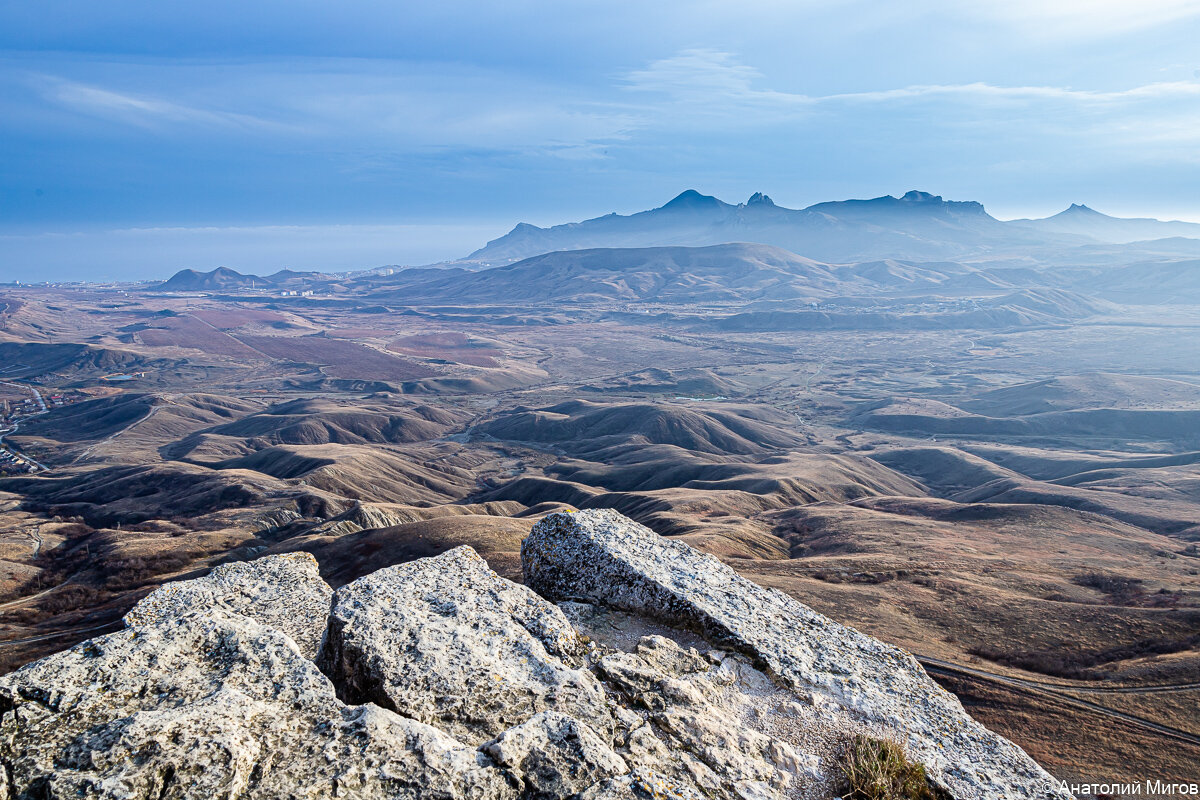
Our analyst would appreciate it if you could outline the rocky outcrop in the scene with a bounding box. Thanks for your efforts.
[318,546,613,745]
[0,608,515,799]
[124,551,332,658]
[0,509,1068,800]
[523,509,1069,800]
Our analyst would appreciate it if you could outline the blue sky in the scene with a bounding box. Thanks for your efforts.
[3,0,1200,279]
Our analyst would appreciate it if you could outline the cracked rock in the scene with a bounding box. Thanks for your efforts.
[123,551,333,659]
[319,545,614,745]
[523,508,1071,800]
[0,607,516,800]
[484,711,629,800]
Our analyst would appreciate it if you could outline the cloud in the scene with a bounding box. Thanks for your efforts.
[39,76,277,131]
[822,81,1200,105]
[20,59,637,157]
[620,49,1200,153]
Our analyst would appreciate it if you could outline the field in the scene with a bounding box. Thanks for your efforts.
[235,335,439,381]
[388,332,502,367]
[133,314,268,359]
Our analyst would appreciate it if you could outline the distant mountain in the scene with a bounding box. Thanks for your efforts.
[158,267,318,291]
[377,243,836,304]
[158,267,272,291]
[468,189,1088,263]
[362,244,1116,324]
[1014,204,1200,244]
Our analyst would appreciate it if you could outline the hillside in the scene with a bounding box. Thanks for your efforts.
[478,399,805,455]
[158,267,276,292]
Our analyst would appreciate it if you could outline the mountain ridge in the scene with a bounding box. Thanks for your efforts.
[468,189,1088,263]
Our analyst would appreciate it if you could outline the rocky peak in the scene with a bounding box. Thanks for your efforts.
[747,192,776,207]
[0,510,1068,800]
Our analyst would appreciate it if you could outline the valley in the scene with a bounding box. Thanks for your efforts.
[1,191,1199,788]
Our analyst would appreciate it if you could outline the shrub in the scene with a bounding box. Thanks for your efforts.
[38,584,109,615]
[1072,572,1144,603]
[839,735,946,800]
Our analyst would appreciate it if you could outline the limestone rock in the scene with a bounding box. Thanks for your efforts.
[123,552,333,658]
[597,646,806,800]
[484,711,628,800]
[523,509,1070,800]
[319,545,614,744]
[0,608,516,800]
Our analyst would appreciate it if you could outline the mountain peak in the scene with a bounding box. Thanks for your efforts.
[900,190,941,203]
[660,189,726,212]
[746,192,775,207]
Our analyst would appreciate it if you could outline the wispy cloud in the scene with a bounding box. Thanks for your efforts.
[622,49,1200,154]
[39,76,277,131]
[627,49,1200,109]
[26,61,637,157]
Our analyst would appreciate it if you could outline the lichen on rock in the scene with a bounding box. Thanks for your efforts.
[318,545,614,745]
[0,608,516,800]
[123,551,333,658]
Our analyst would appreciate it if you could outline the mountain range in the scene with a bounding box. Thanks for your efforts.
[469,189,1200,263]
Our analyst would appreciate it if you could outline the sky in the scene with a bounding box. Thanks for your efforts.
[3,0,1200,280]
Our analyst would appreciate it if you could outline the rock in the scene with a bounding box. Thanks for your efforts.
[484,712,628,800]
[635,635,709,675]
[523,509,1070,800]
[123,552,333,659]
[596,648,804,800]
[319,545,614,745]
[0,607,516,800]
[579,769,705,800]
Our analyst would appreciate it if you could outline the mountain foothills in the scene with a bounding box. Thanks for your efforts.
[1,188,1200,796]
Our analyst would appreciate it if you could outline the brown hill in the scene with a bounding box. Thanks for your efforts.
[191,398,467,448]
[963,373,1200,416]
[580,367,742,396]
[478,400,804,455]
[11,393,263,465]
[216,443,478,506]
[271,514,536,585]
[0,463,336,528]
[380,243,839,305]
[0,342,158,381]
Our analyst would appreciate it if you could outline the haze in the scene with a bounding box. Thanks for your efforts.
[4,0,1200,280]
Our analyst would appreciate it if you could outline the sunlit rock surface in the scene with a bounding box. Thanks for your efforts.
[0,509,1068,800]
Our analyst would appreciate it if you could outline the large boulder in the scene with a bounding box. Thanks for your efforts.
[318,545,614,745]
[523,509,1070,800]
[124,552,333,658]
[0,607,516,800]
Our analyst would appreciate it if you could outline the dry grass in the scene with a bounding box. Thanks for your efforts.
[839,735,945,800]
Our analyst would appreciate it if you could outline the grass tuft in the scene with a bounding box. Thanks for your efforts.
[839,735,945,800]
